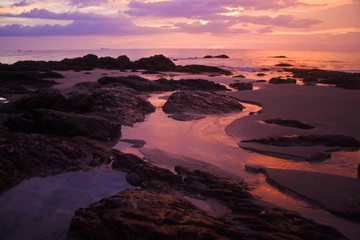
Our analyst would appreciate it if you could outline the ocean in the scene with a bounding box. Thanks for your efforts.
[1,49,359,72]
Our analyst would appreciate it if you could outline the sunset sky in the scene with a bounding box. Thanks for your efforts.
[0,0,359,50]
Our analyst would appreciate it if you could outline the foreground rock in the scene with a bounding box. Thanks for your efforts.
[67,165,348,240]
[162,91,244,120]
[264,118,315,129]
[287,68,360,89]
[67,189,243,240]
[250,166,360,222]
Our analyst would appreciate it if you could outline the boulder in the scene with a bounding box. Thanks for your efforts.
[66,189,244,240]
[162,91,244,116]
[175,65,232,75]
[133,54,176,71]
[264,118,314,129]
[269,77,296,84]
[229,82,253,90]
[275,63,294,67]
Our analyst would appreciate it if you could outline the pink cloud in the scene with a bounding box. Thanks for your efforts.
[69,0,108,8]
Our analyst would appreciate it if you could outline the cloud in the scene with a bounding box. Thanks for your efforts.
[234,15,322,28]
[0,15,160,36]
[11,0,32,8]
[174,20,248,34]
[0,8,110,20]
[124,0,311,18]
[69,0,108,8]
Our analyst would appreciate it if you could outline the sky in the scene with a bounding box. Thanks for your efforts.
[0,0,359,51]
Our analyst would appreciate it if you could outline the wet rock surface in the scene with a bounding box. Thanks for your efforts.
[67,165,348,240]
[162,91,244,117]
[264,118,315,129]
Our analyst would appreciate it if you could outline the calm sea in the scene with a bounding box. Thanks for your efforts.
[0,49,359,73]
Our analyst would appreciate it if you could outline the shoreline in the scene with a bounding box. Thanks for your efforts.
[1,54,359,239]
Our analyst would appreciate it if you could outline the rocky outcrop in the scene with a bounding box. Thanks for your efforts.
[155,78,230,91]
[67,189,244,240]
[133,54,176,71]
[287,68,360,89]
[0,71,61,97]
[175,65,232,75]
[67,165,348,240]
[275,63,294,67]
[203,54,229,58]
[162,91,244,120]
[269,77,297,84]
[0,127,121,194]
[97,75,172,92]
[68,87,155,126]
[229,82,253,90]
[242,135,360,148]
[264,118,315,129]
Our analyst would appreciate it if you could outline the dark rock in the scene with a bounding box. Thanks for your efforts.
[111,153,144,170]
[232,74,245,78]
[141,70,160,74]
[215,54,230,58]
[203,55,213,58]
[272,56,287,58]
[269,77,296,84]
[175,65,232,75]
[3,89,68,114]
[31,109,122,141]
[39,71,65,79]
[163,91,244,116]
[358,163,360,179]
[155,78,230,91]
[133,54,176,71]
[66,189,244,240]
[256,80,267,82]
[242,135,360,148]
[0,127,118,194]
[307,152,332,162]
[97,75,172,92]
[261,68,270,71]
[275,63,294,67]
[230,82,253,90]
[168,113,205,121]
[287,68,360,89]
[257,73,266,76]
[264,118,315,129]
[68,87,156,126]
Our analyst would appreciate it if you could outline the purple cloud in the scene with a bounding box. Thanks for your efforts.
[125,0,311,18]
[0,8,110,20]
[69,0,108,8]
[0,15,160,36]
[174,20,248,34]
[11,0,32,8]
[234,15,322,28]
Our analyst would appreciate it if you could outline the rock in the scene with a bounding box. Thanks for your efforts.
[256,80,267,82]
[203,54,229,58]
[242,135,360,148]
[66,189,244,240]
[232,74,245,78]
[162,91,244,116]
[229,82,253,90]
[168,113,205,121]
[264,118,315,129]
[175,65,232,75]
[269,77,296,84]
[275,63,294,67]
[68,87,156,126]
[3,89,68,114]
[358,163,360,178]
[0,127,118,194]
[30,109,122,141]
[261,68,270,71]
[287,68,360,89]
[97,75,172,92]
[256,73,266,76]
[155,78,230,91]
[272,56,287,58]
[133,54,176,71]
[307,152,332,162]
[119,139,146,148]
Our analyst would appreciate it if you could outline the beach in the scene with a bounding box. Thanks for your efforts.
[0,52,359,240]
